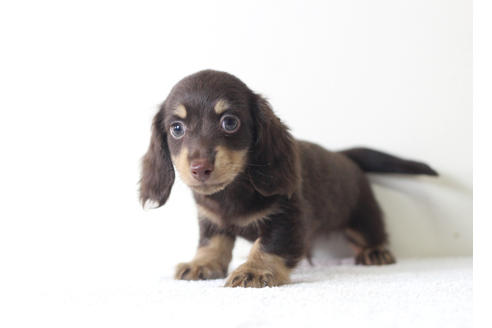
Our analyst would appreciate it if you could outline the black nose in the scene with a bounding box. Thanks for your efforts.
[190,159,214,182]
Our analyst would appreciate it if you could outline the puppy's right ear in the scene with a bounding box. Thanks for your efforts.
[139,105,175,208]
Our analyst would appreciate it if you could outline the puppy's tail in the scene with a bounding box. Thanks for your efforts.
[340,147,438,176]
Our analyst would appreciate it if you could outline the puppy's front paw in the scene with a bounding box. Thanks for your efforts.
[175,260,227,280]
[224,263,288,288]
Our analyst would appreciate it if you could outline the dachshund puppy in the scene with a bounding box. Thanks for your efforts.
[140,70,437,288]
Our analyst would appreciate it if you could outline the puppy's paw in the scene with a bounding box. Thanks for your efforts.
[175,260,227,280]
[224,263,289,288]
[355,247,396,265]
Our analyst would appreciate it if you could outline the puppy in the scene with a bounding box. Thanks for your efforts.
[140,70,438,288]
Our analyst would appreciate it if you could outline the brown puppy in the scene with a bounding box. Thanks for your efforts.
[140,70,438,288]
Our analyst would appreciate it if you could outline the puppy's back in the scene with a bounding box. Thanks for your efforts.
[296,140,364,231]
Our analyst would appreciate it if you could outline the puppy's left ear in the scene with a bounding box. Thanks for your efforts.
[248,94,300,197]
[139,104,175,208]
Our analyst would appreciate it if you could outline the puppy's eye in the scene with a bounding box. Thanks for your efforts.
[220,115,240,133]
[170,122,186,139]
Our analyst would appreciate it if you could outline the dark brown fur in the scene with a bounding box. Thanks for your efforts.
[140,70,438,287]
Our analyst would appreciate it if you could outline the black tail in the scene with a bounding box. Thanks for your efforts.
[341,147,438,176]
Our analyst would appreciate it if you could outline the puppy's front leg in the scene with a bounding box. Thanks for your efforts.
[175,219,235,280]
[225,212,304,288]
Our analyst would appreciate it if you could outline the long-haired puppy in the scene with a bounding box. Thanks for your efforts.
[140,70,438,288]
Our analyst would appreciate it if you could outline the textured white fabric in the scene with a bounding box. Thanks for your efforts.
[9,249,470,327]
[49,255,469,327]
[155,257,472,328]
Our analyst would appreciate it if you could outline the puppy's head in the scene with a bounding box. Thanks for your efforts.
[140,70,299,208]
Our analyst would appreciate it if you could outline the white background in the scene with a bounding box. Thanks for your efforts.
[0,0,474,326]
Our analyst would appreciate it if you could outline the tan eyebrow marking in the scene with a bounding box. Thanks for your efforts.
[174,104,187,119]
[214,99,229,114]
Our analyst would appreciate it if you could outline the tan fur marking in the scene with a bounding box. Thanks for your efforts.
[175,235,235,280]
[234,206,280,227]
[171,147,194,185]
[247,240,291,282]
[214,99,229,114]
[355,246,396,265]
[345,228,368,248]
[174,104,187,119]
[213,145,247,183]
[225,239,291,287]
[194,235,234,264]
[197,202,278,228]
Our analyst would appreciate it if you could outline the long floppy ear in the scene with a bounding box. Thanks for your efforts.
[139,106,175,208]
[247,94,300,197]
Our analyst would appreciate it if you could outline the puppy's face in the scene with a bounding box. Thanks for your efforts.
[162,72,254,195]
[140,70,299,208]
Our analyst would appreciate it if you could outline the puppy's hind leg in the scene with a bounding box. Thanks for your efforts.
[344,180,396,265]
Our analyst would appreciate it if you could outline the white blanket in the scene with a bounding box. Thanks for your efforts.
[154,256,472,328]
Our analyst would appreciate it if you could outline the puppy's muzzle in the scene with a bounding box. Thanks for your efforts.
[190,158,214,182]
